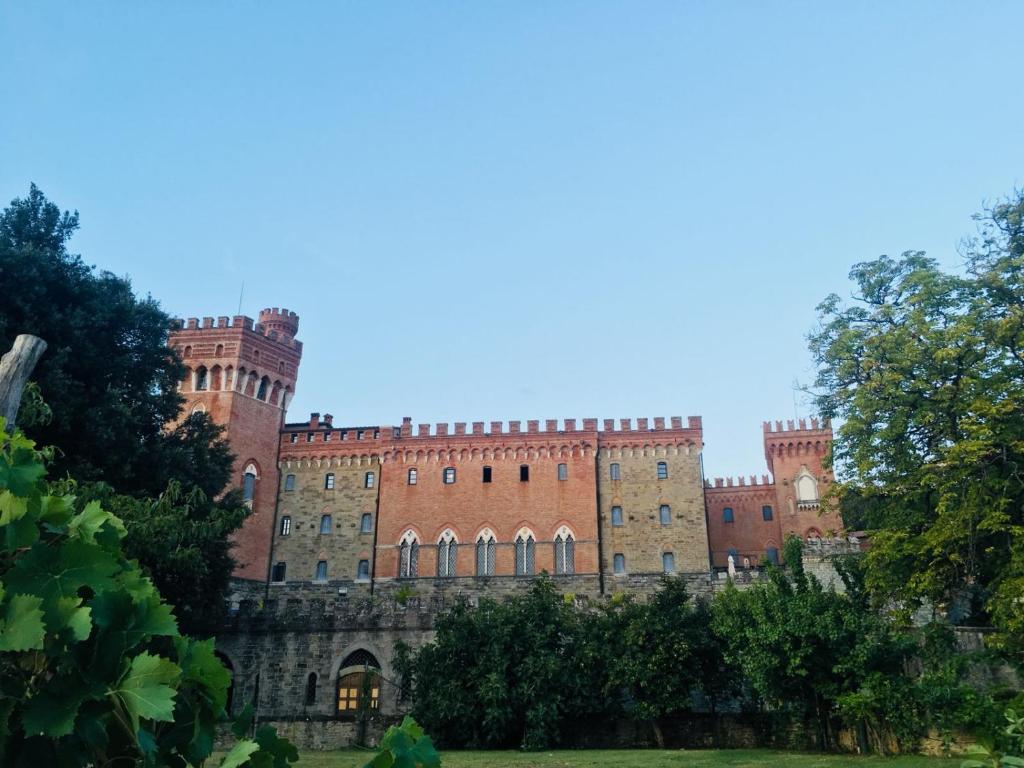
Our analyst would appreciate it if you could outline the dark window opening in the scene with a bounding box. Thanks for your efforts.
[271,562,286,582]
[762,505,774,521]
[519,465,529,482]
[723,507,734,523]
[557,463,568,481]
[482,466,492,483]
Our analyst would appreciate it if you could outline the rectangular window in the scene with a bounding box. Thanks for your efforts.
[357,559,370,580]
[284,474,295,491]
[393,427,401,438]
[723,507,734,523]
[279,516,291,536]
[290,433,298,443]
[662,552,675,573]
[657,461,668,480]
[613,553,625,574]
[271,562,286,582]
[360,513,373,533]
[357,430,365,439]
[307,432,314,443]
[340,430,348,441]
[610,463,621,481]
[766,547,780,565]
[482,466,492,483]
[762,505,773,521]
[325,473,335,490]
[324,431,332,441]
[320,515,332,534]
[408,468,417,485]
[519,465,529,482]
[659,504,671,525]
[557,463,568,481]
[443,467,456,484]
[315,560,328,581]
[365,471,375,489]
[611,506,623,526]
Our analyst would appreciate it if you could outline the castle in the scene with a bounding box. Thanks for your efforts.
[170,307,843,747]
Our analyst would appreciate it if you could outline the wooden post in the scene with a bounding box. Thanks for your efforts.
[0,334,47,428]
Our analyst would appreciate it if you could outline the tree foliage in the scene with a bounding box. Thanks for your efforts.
[809,190,1024,650]
[0,420,296,766]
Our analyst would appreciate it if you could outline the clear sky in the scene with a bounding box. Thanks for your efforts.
[2,2,1022,479]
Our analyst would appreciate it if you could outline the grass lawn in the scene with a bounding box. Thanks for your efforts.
[287,748,962,768]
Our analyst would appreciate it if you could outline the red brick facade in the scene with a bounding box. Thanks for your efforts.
[169,305,839,589]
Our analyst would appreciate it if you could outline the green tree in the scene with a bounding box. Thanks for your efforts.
[0,419,297,766]
[809,191,1024,652]
[0,184,232,499]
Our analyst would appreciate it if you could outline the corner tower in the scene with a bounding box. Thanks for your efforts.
[763,418,838,540]
[169,308,302,581]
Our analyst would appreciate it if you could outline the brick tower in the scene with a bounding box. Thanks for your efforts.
[762,418,838,540]
[169,308,302,581]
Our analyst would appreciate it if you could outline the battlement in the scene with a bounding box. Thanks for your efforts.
[173,310,303,352]
[762,417,830,435]
[705,474,773,489]
[391,415,700,439]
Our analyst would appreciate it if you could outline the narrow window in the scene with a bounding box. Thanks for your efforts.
[482,466,492,483]
[215,343,224,357]
[357,430,365,440]
[307,432,314,443]
[554,532,575,575]
[284,474,295,491]
[320,514,332,534]
[514,532,536,575]
[557,463,568,481]
[271,562,286,582]
[613,553,625,575]
[360,513,373,533]
[611,506,623,526]
[657,461,668,480]
[408,468,417,485]
[766,547,780,565]
[324,431,332,441]
[476,534,496,576]
[399,534,419,578]
[443,467,456,485]
[762,505,774,521]
[242,469,256,504]
[519,465,529,482]
[659,504,671,525]
[393,427,401,438]
[305,673,317,705]
[315,560,328,581]
[609,463,621,481]
[290,433,299,443]
[195,367,208,391]
[437,532,457,577]
[357,559,370,580]
[662,552,675,573]
[257,376,269,401]
[373,430,380,439]
[324,473,335,490]
[723,507,734,523]
[279,515,291,536]
[364,471,375,489]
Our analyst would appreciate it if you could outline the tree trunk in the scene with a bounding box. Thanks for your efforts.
[0,335,47,427]
[651,719,665,749]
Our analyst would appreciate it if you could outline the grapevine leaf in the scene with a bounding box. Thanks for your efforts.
[54,596,92,641]
[6,540,120,603]
[0,490,27,525]
[21,684,88,737]
[219,739,260,768]
[178,637,231,714]
[68,500,123,543]
[364,752,394,768]
[0,445,45,495]
[114,652,181,732]
[231,703,254,739]
[0,594,45,651]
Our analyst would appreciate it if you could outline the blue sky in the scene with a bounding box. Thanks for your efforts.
[2,2,1022,478]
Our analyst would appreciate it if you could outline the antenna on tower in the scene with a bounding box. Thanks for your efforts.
[237,281,245,316]
[792,378,800,421]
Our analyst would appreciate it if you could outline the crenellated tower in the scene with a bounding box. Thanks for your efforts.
[762,418,837,540]
[169,308,303,581]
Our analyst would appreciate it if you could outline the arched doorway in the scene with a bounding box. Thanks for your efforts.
[336,649,381,717]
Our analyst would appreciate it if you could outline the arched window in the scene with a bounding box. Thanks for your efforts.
[195,366,209,391]
[611,506,623,526]
[443,467,455,485]
[244,371,257,397]
[659,504,671,525]
[364,472,375,489]
[723,507,734,523]
[210,365,222,390]
[360,513,373,533]
[279,516,291,536]
[215,343,224,357]
[436,530,457,577]
[398,531,419,578]
[337,650,381,715]
[357,559,370,580]
[796,469,819,504]
[514,529,535,576]
[407,468,417,485]
[324,473,335,490]
[613,553,626,574]
[662,552,675,573]
[554,527,575,575]
[305,673,317,705]
[766,546,780,564]
[476,529,496,576]
[315,560,328,581]
[224,366,234,391]
[284,474,295,491]
[805,527,822,542]
[257,376,270,401]
[609,463,621,481]
[657,461,668,480]
[183,345,192,359]
[320,514,332,534]
[242,464,257,506]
